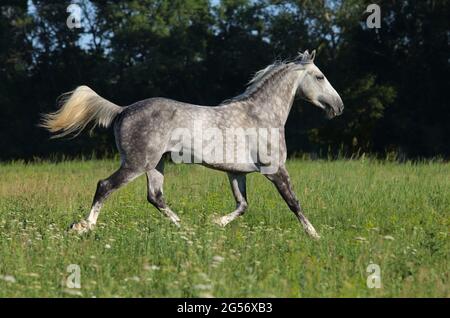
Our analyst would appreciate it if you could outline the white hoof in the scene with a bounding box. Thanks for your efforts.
[170,217,181,228]
[304,223,320,240]
[213,216,231,227]
[69,220,94,234]
[161,208,181,227]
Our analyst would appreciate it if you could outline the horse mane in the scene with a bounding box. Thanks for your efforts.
[220,50,315,105]
[220,62,293,105]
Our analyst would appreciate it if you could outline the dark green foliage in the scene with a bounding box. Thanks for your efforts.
[0,0,448,160]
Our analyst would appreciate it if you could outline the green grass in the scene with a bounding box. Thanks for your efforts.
[0,159,448,297]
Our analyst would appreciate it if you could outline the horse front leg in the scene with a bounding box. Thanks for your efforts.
[264,165,320,239]
[214,173,248,227]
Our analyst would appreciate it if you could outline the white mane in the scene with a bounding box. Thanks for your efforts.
[221,62,291,104]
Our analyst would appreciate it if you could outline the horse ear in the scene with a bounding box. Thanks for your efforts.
[296,49,315,64]
[301,50,310,63]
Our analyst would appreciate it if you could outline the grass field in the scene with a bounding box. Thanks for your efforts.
[0,159,448,297]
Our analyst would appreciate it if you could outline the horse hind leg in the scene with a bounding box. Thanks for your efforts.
[214,173,248,227]
[70,166,142,234]
[146,160,181,227]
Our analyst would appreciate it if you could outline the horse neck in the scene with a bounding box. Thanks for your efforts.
[252,68,302,125]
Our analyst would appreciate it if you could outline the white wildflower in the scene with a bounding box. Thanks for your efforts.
[0,275,16,283]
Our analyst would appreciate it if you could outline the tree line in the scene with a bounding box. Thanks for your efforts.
[0,0,448,161]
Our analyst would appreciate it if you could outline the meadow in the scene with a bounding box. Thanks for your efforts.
[0,159,448,297]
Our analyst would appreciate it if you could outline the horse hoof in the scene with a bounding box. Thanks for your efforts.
[309,232,321,240]
[305,227,321,240]
[69,220,93,234]
[213,216,229,227]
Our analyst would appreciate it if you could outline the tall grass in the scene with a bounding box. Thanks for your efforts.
[0,159,448,297]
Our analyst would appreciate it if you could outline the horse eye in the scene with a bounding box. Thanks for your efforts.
[316,75,324,81]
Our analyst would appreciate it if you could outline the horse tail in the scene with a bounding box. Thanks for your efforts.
[40,85,122,138]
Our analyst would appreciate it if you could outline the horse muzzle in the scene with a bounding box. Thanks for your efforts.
[318,96,344,119]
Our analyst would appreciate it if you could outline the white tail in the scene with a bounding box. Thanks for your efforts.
[40,86,122,138]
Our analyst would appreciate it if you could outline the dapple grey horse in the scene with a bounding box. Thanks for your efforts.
[41,50,343,239]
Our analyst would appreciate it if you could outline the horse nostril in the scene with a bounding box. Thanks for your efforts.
[333,97,344,113]
[335,103,344,116]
